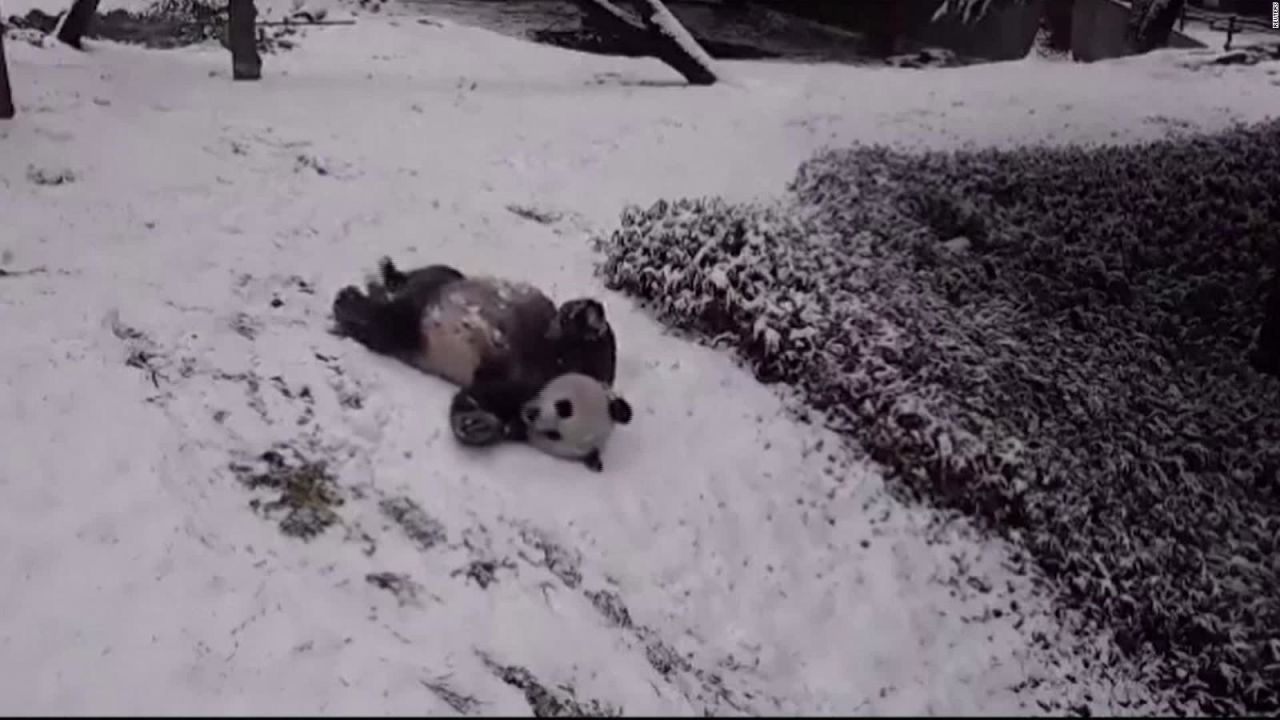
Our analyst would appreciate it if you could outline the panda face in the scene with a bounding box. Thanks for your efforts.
[521,399,574,444]
[530,398,573,443]
[523,395,591,456]
[521,373,632,471]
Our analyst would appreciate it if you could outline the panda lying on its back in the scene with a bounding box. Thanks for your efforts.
[332,257,630,470]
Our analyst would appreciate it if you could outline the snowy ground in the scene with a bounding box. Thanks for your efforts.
[2,1,1279,714]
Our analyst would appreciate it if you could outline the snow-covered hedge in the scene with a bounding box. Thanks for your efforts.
[597,118,1280,716]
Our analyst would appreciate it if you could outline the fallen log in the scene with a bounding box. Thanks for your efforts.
[570,0,718,85]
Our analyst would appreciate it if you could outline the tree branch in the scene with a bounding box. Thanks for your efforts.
[570,0,718,85]
[0,28,14,120]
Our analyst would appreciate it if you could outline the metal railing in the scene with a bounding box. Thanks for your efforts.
[1180,5,1280,50]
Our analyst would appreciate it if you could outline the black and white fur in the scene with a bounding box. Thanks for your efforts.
[332,257,619,451]
[546,298,617,386]
[519,373,633,472]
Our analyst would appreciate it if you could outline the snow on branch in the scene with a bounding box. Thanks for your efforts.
[622,0,718,78]
[571,0,718,85]
[932,0,1032,24]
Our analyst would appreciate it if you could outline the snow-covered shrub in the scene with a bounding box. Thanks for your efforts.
[598,195,1031,525]
[145,0,306,52]
[597,118,1280,716]
[600,198,856,382]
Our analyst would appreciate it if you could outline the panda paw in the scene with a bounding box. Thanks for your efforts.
[449,392,506,447]
[451,410,506,447]
[332,285,368,325]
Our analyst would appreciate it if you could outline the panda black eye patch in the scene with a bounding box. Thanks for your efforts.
[544,430,562,442]
[554,399,574,418]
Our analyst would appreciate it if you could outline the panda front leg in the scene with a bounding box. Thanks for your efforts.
[448,389,509,447]
[448,376,534,447]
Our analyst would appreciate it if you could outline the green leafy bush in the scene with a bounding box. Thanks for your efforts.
[597,118,1280,715]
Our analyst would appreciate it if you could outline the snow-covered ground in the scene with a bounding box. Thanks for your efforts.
[2,1,1278,714]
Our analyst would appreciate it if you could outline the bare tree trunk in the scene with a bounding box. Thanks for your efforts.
[571,0,718,85]
[0,28,14,120]
[1126,0,1186,53]
[1044,0,1074,52]
[56,0,100,49]
[229,0,262,81]
[867,0,906,57]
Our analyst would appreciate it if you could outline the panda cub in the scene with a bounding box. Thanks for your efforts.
[519,373,633,472]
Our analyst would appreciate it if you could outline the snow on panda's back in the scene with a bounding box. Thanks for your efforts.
[415,276,557,386]
[522,372,633,472]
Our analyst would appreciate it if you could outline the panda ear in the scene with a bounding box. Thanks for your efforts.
[608,396,632,425]
[560,298,606,337]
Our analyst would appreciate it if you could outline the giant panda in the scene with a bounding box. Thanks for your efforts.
[331,257,620,452]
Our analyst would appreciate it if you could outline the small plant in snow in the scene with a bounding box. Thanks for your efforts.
[231,446,345,540]
[26,164,76,186]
